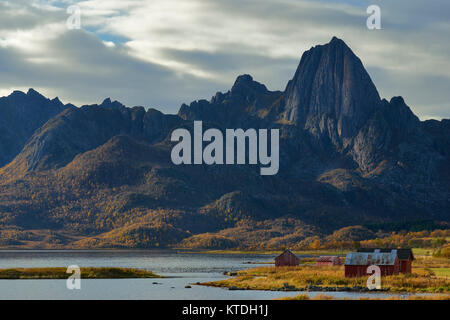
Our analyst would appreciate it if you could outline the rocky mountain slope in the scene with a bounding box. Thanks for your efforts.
[0,37,448,249]
[0,89,68,167]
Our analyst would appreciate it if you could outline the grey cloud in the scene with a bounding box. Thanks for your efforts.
[0,29,224,113]
[0,1,65,30]
[161,47,299,90]
[368,66,450,119]
[0,0,449,120]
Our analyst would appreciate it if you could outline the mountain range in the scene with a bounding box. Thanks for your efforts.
[0,37,448,249]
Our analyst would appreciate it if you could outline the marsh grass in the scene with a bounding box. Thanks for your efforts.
[203,264,450,293]
[430,268,450,277]
[0,267,161,279]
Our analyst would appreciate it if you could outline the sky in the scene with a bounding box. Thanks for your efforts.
[0,0,449,120]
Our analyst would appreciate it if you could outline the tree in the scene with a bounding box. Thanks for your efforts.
[310,240,321,250]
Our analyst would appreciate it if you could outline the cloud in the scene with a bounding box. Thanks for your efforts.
[0,0,449,119]
[0,29,221,113]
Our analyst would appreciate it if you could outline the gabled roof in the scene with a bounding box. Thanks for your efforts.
[357,248,414,260]
[275,249,298,259]
[345,250,398,266]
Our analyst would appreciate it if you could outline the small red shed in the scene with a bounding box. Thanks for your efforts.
[316,256,341,266]
[358,248,414,274]
[275,249,300,267]
[345,249,400,278]
[398,249,414,273]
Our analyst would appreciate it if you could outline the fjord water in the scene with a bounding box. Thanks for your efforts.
[0,250,420,300]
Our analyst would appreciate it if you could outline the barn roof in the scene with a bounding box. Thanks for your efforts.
[275,249,298,259]
[345,250,398,266]
[357,248,414,260]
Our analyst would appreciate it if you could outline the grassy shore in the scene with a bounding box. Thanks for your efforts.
[0,267,162,279]
[431,268,450,277]
[202,256,450,294]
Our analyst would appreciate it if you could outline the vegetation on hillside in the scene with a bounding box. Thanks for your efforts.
[0,132,447,250]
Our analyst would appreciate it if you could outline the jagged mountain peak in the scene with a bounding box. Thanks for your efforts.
[328,35,348,47]
[51,96,62,104]
[231,74,268,94]
[26,88,44,98]
[6,88,42,102]
[0,37,449,249]
[283,36,381,140]
[3,88,63,108]
[99,97,125,109]
[233,74,254,84]
[178,73,282,124]
[0,88,69,167]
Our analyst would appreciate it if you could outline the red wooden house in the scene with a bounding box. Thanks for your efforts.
[275,249,300,267]
[345,249,400,278]
[316,256,342,266]
[358,248,414,274]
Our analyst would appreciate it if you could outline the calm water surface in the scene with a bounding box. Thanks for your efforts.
[0,250,429,300]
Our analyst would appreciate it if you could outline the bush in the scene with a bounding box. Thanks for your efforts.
[433,245,450,258]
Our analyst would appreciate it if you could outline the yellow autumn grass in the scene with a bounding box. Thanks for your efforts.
[0,267,161,279]
[202,264,450,293]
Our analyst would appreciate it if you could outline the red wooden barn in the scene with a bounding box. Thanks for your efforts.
[358,248,414,274]
[275,249,300,267]
[344,249,400,278]
[316,256,341,266]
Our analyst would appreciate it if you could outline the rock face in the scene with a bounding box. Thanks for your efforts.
[2,99,183,176]
[0,89,68,167]
[0,37,448,248]
[178,74,283,127]
[351,96,423,172]
[283,37,381,147]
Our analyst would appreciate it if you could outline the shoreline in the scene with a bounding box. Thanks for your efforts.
[177,249,349,256]
[0,267,162,279]
[200,264,450,294]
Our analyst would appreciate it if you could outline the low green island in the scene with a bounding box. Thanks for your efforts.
[0,267,162,279]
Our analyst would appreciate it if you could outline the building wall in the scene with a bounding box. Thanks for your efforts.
[345,265,366,278]
[275,252,299,266]
[345,262,400,278]
[316,257,341,266]
[400,259,412,273]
